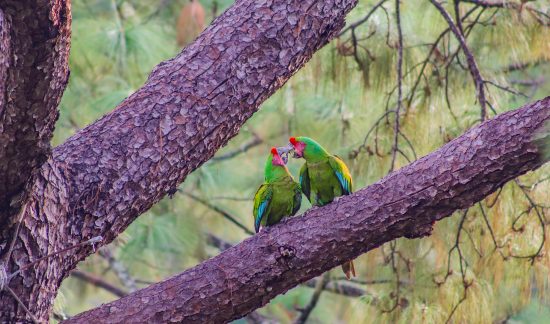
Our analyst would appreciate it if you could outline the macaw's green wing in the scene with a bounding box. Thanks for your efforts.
[291,183,302,216]
[299,163,311,202]
[253,184,273,233]
[328,155,353,195]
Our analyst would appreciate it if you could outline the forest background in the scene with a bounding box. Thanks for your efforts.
[52,0,550,323]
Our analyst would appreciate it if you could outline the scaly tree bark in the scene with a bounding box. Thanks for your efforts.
[0,1,71,224]
[0,0,358,321]
[0,0,548,322]
[66,97,550,323]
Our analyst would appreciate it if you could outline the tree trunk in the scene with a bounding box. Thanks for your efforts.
[67,97,549,323]
[0,0,71,223]
[0,0,358,321]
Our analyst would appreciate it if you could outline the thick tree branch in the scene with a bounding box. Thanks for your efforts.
[67,97,549,323]
[0,0,71,220]
[206,232,373,300]
[0,0,359,321]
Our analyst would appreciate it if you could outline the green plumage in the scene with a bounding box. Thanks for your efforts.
[295,137,353,206]
[253,150,302,233]
[291,136,355,278]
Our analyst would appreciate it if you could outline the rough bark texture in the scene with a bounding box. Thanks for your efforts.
[0,0,71,223]
[0,0,358,321]
[67,97,550,323]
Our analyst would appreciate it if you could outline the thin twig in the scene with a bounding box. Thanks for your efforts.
[181,190,254,235]
[445,291,467,324]
[6,287,39,324]
[210,132,263,162]
[389,0,404,173]
[509,180,546,263]
[484,80,528,98]
[406,4,481,109]
[71,269,128,298]
[430,0,488,120]
[1,203,29,266]
[98,247,138,293]
[338,0,388,37]
[477,203,504,256]
[294,273,330,324]
[8,236,102,280]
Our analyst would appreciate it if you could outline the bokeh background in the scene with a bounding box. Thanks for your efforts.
[52,0,550,323]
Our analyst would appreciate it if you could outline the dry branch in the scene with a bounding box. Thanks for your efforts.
[429,0,488,120]
[67,97,549,323]
[71,270,128,298]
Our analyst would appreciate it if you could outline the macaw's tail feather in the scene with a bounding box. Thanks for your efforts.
[342,260,356,280]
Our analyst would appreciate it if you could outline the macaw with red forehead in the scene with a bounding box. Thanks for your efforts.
[289,136,356,279]
[253,147,302,233]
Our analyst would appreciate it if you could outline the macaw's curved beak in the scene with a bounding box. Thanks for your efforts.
[276,144,294,164]
[287,141,303,158]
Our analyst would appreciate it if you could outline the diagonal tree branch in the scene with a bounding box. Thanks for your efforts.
[206,232,375,300]
[0,1,71,222]
[66,97,550,323]
[0,0,360,321]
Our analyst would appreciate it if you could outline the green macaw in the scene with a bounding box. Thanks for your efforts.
[253,147,302,233]
[289,136,356,279]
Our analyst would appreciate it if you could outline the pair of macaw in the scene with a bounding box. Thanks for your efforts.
[253,137,355,279]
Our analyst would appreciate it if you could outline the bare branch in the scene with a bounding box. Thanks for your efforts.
[429,0,488,120]
[509,180,546,263]
[71,270,128,298]
[210,132,263,162]
[182,191,254,235]
[389,0,404,173]
[338,0,388,37]
[98,248,138,293]
[294,273,329,324]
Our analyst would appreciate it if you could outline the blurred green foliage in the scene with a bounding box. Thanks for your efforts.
[54,0,550,322]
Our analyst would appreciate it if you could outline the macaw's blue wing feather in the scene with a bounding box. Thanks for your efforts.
[328,155,353,195]
[253,184,273,233]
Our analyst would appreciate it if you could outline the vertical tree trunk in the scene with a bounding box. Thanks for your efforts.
[0,0,71,223]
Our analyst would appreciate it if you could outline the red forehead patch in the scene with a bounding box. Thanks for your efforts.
[289,137,297,145]
[271,147,278,155]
